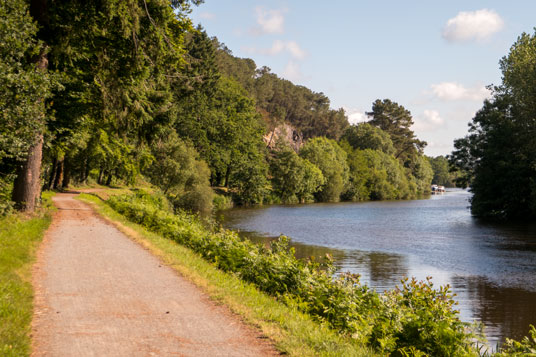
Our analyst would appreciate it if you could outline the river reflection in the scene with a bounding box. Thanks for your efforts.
[218,189,536,346]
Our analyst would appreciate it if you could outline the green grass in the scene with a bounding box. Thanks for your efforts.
[79,193,375,356]
[0,192,54,356]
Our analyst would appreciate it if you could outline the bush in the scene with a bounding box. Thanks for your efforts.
[145,133,213,214]
[495,325,536,355]
[213,193,233,211]
[0,176,14,216]
[107,191,480,355]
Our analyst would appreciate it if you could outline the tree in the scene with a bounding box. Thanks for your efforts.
[341,146,372,201]
[409,153,434,196]
[366,99,432,196]
[451,94,534,218]
[300,137,349,202]
[367,99,426,162]
[2,0,200,211]
[146,132,213,214]
[45,0,195,186]
[450,30,536,219]
[362,149,411,200]
[427,156,455,187]
[269,145,324,203]
[213,47,350,141]
[175,74,267,202]
[0,0,51,212]
[340,123,395,155]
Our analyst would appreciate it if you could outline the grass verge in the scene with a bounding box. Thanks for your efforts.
[0,192,55,356]
[78,193,374,356]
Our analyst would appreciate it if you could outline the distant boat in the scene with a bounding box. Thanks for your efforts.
[431,184,445,194]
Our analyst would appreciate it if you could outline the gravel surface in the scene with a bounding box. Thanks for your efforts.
[32,193,278,356]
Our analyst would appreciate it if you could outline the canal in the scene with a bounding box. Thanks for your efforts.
[217,189,536,347]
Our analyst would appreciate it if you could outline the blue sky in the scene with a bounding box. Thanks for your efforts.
[190,1,536,156]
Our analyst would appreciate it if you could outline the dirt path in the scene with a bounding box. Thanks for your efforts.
[32,193,278,356]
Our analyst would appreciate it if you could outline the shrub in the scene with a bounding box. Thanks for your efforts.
[145,133,213,214]
[495,325,536,355]
[213,193,233,211]
[0,176,14,216]
[107,191,480,355]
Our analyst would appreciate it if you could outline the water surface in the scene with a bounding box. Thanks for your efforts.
[218,189,536,346]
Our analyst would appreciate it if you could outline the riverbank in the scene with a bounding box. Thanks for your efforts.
[32,193,281,356]
[0,192,54,356]
[91,188,487,355]
[79,192,373,356]
[218,189,536,350]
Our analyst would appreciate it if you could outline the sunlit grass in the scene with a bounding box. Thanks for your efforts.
[79,193,374,356]
[0,192,54,356]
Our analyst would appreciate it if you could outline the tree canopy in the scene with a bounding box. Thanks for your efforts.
[300,137,349,202]
[1,1,434,214]
[450,30,536,219]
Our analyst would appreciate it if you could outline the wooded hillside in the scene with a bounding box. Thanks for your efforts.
[1,0,433,215]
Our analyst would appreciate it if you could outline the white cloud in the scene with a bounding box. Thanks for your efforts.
[199,12,215,20]
[343,107,368,124]
[252,7,286,35]
[442,9,504,43]
[282,61,304,82]
[243,40,306,59]
[285,41,306,59]
[413,110,444,131]
[430,82,491,102]
[423,110,443,125]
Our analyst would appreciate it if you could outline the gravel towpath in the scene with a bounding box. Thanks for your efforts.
[31,193,278,356]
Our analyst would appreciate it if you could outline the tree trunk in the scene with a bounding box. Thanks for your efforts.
[12,0,49,212]
[81,157,87,183]
[12,134,44,212]
[47,156,57,190]
[105,172,112,186]
[98,168,104,185]
[224,166,231,188]
[53,158,64,189]
[62,158,71,188]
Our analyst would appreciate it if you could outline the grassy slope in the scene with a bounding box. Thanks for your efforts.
[79,193,375,356]
[0,192,54,356]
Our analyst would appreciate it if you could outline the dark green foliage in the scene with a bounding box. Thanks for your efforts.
[182,27,220,94]
[359,149,411,200]
[213,41,349,141]
[0,0,49,162]
[0,0,51,210]
[212,193,233,210]
[300,138,349,202]
[367,99,426,162]
[174,70,268,203]
[12,0,203,194]
[228,150,268,205]
[340,145,371,201]
[145,132,213,214]
[450,31,536,219]
[427,156,456,187]
[108,192,480,356]
[409,154,434,196]
[1,2,433,209]
[269,145,324,203]
[341,123,395,155]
